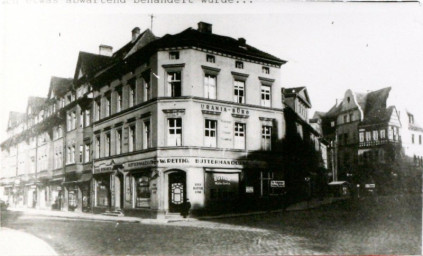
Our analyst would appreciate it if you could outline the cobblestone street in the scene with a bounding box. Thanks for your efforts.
[1,194,421,255]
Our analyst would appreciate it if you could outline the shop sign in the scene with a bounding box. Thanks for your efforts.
[201,103,250,116]
[212,173,238,186]
[126,157,266,169]
[270,180,285,188]
[246,186,254,193]
[193,183,203,194]
[94,166,113,174]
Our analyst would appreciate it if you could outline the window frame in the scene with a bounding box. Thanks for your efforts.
[204,119,217,147]
[234,122,246,149]
[167,118,182,146]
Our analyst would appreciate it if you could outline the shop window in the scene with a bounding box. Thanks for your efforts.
[204,74,217,99]
[234,123,246,149]
[135,176,150,208]
[143,120,151,149]
[233,80,245,104]
[261,85,271,107]
[204,119,217,147]
[167,118,182,146]
[261,126,272,151]
[68,186,78,210]
[206,54,215,63]
[167,71,182,97]
[207,172,239,201]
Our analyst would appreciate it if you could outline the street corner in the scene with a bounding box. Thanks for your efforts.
[0,228,57,256]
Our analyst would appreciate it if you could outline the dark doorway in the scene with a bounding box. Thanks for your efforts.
[168,171,186,213]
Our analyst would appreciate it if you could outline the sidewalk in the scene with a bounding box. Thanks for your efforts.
[0,227,57,256]
[6,196,347,223]
[7,207,170,224]
[285,196,348,211]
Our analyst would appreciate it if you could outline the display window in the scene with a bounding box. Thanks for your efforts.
[96,177,110,207]
[135,175,150,208]
[206,172,239,201]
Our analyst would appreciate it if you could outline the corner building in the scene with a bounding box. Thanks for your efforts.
[85,22,287,217]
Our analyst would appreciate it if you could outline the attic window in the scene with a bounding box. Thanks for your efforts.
[262,66,270,74]
[169,51,179,60]
[235,61,244,69]
[347,97,350,103]
[206,54,215,63]
[331,121,335,127]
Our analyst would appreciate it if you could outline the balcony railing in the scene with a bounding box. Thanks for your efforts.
[359,138,401,147]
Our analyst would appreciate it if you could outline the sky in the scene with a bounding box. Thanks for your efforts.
[0,1,422,142]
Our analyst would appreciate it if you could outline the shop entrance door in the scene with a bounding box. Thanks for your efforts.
[168,171,186,213]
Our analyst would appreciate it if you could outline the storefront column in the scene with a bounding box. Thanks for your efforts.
[157,169,166,219]
[63,186,68,211]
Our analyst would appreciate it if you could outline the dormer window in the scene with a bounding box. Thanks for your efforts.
[206,54,215,63]
[408,114,414,124]
[169,51,179,60]
[235,61,244,69]
[262,66,270,74]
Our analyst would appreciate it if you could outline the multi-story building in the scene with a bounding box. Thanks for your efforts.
[1,22,293,217]
[319,87,422,190]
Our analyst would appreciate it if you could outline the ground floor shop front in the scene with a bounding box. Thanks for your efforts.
[92,156,287,218]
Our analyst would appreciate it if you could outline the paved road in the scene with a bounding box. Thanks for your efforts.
[1,194,421,255]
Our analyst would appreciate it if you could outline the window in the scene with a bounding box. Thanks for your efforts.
[95,99,100,121]
[143,74,151,102]
[262,66,270,74]
[233,80,245,104]
[84,109,91,127]
[261,126,272,151]
[331,121,335,127]
[366,131,371,142]
[204,119,217,147]
[79,110,83,128]
[143,121,151,149]
[116,89,122,113]
[261,85,271,107]
[128,81,136,107]
[393,127,398,141]
[235,61,244,69]
[169,51,179,60]
[105,133,111,157]
[412,134,415,144]
[67,113,72,131]
[95,135,100,159]
[359,132,364,143]
[388,127,393,140]
[260,171,274,196]
[344,115,349,123]
[96,178,109,207]
[69,145,75,164]
[116,129,122,155]
[105,94,111,117]
[167,72,182,97]
[167,118,182,146]
[380,129,386,139]
[204,74,217,99]
[343,133,348,145]
[72,112,76,130]
[206,54,215,63]
[84,142,90,163]
[349,113,354,122]
[379,150,385,163]
[129,125,136,152]
[234,123,246,149]
[373,130,378,141]
[419,135,422,145]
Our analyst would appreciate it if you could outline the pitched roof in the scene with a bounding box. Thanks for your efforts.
[149,27,285,66]
[27,96,46,113]
[7,111,26,130]
[282,87,311,107]
[48,76,73,99]
[361,105,396,125]
[363,87,391,116]
[74,51,114,81]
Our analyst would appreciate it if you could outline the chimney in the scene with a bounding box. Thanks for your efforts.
[197,22,212,34]
[238,38,246,46]
[132,27,141,43]
[99,45,113,57]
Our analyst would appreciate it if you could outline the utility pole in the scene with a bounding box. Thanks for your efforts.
[150,14,155,32]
